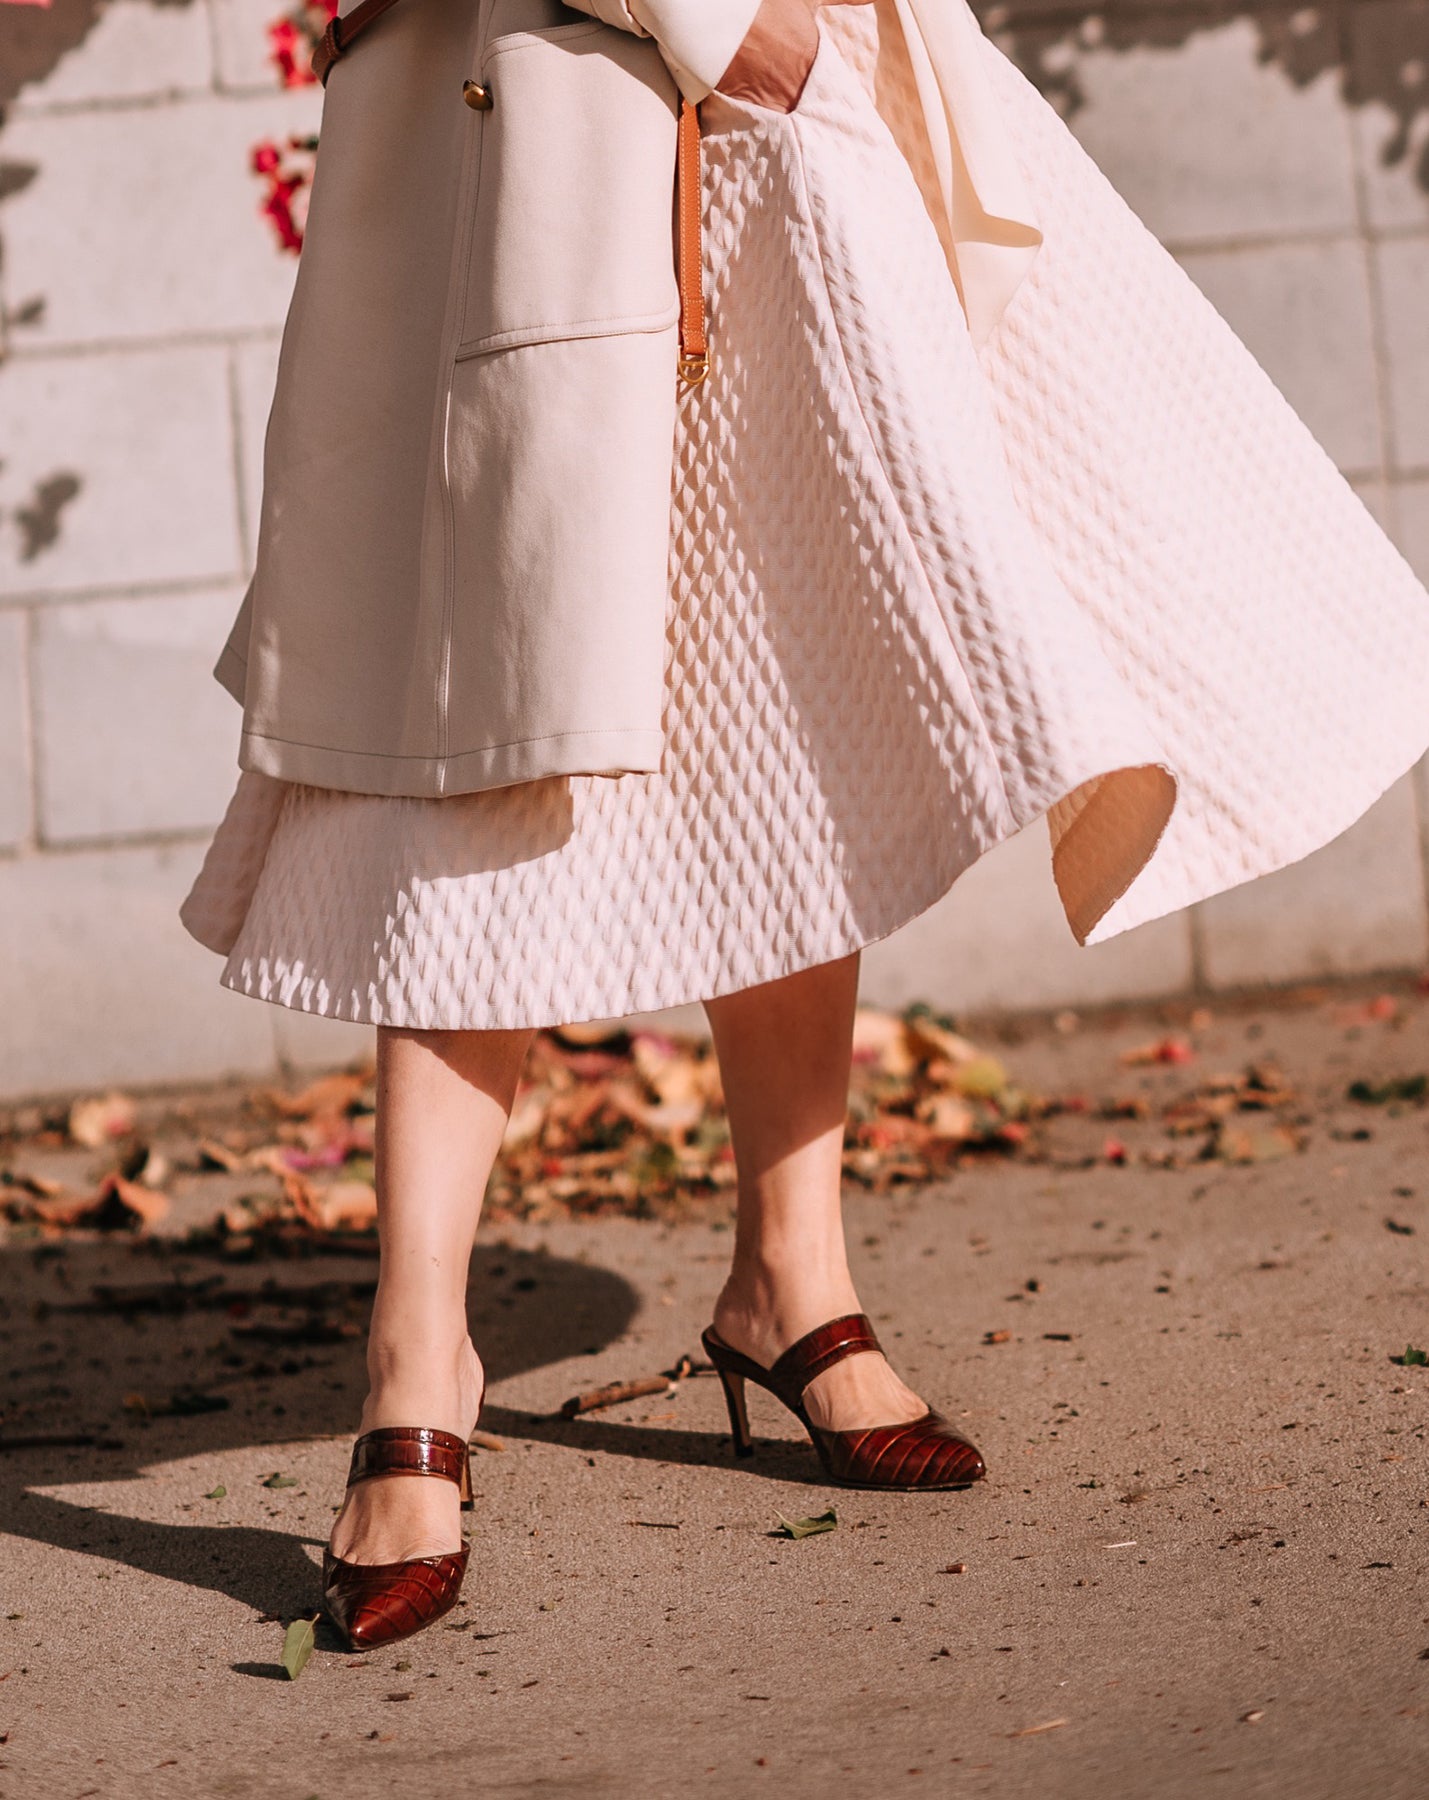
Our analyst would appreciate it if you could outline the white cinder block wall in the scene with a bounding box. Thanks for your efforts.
[2,0,1428,1098]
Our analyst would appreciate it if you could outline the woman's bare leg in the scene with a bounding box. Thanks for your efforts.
[703,952,927,1430]
[328,1024,533,1565]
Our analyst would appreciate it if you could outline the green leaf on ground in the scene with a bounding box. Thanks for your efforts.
[949,1056,1009,1101]
[204,1485,226,1500]
[281,1616,318,1680]
[263,1472,299,1489]
[1390,1345,1428,1367]
[772,1508,838,1539]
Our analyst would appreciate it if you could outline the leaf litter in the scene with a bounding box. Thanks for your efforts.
[3,996,1426,1245]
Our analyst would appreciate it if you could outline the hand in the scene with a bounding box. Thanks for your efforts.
[714,0,872,113]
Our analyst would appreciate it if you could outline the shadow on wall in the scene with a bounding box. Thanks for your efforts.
[979,0,1429,193]
[0,0,191,111]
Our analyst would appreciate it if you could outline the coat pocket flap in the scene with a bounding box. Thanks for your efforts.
[457,22,681,358]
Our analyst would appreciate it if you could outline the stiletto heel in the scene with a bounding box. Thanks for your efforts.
[701,1316,986,1492]
[322,1426,474,1650]
[717,1367,755,1457]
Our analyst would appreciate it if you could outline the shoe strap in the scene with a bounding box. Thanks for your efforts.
[346,1426,468,1490]
[769,1313,884,1407]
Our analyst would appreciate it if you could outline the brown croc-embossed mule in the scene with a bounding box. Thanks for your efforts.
[321,1426,473,1650]
[702,1313,986,1491]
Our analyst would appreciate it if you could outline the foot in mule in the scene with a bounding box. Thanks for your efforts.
[322,1332,484,1650]
[710,1276,927,1434]
[708,1273,985,1490]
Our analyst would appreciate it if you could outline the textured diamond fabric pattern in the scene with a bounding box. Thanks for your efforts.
[181,9,1429,1028]
[962,36,1429,941]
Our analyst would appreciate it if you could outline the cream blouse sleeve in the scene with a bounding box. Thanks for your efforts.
[563,0,765,101]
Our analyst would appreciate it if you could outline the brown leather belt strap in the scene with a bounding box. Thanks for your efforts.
[313,5,709,386]
[674,97,709,384]
[311,0,400,87]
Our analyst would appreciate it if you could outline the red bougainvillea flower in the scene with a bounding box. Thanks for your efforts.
[251,134,319,254]
[266,0,339,87]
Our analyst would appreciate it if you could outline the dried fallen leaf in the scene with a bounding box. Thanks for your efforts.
[197,1138,249,1172]
[120,1141,170,1189]
[851,1009,919,1077]
[500,1086,548,1150]
[916,1093,977,1141]
[1009,1719,1069,1738]
[1119,1036,1194,1067]
[469,1430,506,1453]
[771,1509,838,1540]
[1213,1123,1299,1165]
[68,1091,137,1149]
[903,1013,980,1069]
[631,1031,714,1108]
[264,1071,371,1121]
[0,1167,64,1199]
[204,1485,227,1500]
[604,1080,704,1143]
[319,1180,378,1231]
[33,1174,169,1233]
[281,1616,318,1680]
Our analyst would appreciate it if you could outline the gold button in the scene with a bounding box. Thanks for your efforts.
[463,79,493,110]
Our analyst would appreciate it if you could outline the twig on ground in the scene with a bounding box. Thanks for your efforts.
[556,1377,672,1419]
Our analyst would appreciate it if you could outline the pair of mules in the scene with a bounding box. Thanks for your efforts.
[324,1312,985,1648]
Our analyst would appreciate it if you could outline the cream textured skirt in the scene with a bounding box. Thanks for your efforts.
[181,12,1429,1029]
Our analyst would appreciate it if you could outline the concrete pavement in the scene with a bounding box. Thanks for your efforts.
[2,986,1427,1797]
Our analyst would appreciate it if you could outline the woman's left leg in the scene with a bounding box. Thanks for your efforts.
[703,950,928,1431]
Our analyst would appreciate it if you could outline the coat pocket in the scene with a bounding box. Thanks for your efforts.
[456,20,681,358]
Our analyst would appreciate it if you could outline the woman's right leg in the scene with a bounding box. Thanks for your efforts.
[328,1023,533,1565]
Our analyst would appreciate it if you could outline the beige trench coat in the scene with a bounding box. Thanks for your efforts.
[217,0,1039,796]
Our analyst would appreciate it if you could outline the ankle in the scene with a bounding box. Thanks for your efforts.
[360,1329,484,1437]
[713,1259,862,1365]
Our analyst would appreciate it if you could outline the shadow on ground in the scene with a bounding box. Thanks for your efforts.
[0,1230,827,1626]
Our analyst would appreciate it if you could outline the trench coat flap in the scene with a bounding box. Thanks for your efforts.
[223,0,681,798]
